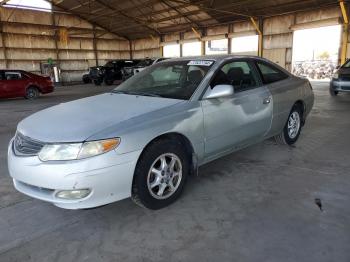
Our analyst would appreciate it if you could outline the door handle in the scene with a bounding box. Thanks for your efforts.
[263,97,271,104]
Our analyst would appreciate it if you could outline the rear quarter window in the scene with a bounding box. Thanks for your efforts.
[256,61,289,84]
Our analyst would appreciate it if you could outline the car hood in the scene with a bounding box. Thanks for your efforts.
[17,93,183,143]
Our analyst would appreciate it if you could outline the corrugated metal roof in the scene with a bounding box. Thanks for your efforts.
[51,0,340,39]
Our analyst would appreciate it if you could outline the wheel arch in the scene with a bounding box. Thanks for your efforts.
[133,132,197,185]
[26,84,41,93]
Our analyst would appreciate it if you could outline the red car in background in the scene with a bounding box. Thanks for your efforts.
[0,70,54,100]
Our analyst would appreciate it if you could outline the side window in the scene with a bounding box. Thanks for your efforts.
[210,61,259,92]
[5,72,22,80]
[256,62,288,84]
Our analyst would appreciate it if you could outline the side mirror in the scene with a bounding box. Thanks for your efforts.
[203,84,234,100]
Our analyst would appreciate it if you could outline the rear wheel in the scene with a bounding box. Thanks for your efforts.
[275,105,302,145]
[132,139,189,210]
[104,78,114,85]
[25,86,39,100]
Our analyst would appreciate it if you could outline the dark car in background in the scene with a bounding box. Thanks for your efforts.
[0,70,54,100]
[330,60,350,96]
[89,60,141,86]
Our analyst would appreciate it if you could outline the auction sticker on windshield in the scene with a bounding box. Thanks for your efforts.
[187,60,214,66]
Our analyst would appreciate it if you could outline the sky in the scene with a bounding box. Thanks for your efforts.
[6,0,51,10]
[293,25,341,62]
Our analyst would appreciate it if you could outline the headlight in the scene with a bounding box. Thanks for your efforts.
[38,138,120,161]
[333,73,339,79]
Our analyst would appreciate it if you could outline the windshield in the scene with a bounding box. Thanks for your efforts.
[113,60,214,100]
[104,61,115,68]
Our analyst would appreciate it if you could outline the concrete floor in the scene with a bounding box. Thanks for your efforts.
[0,82,349,262]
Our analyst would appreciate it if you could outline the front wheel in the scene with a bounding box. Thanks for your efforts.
[329,87,338,96]
[275,106,302,145]
[25,86,39,100]
[93,79,102,86]
[104,78,114,85]
[132,139,189,210]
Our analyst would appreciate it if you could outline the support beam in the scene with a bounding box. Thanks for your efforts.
[180,33,183,57]
[250,17,263,57]
[51,12,60,69]
[0,9,8,69]
[47,0,126,40]
[341,24,349,65]
[340,1,349,65]
[160,35,164,57]
[94,0,161,37]
[201,28,206,55]
[160,0,201,29]
[129,40,133,59]
[192,27,202,40]
[340,1,349,24]
[92,25,99,66]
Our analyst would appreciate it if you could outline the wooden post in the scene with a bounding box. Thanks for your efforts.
[0,10,8,69]
[340,1,349,64]
[201,28,206,55]
[51,12,60,67]
[179,33,183,57]
[93,25,99,66]
[129,40,133,59]
[341,24,349,65]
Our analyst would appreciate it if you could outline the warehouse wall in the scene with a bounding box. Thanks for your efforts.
[0,5,345,84]
[0,6,130,83]
[263,6,341,71]
[133,6,344,71]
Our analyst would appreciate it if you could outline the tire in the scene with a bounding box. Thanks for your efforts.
[82,76,91,84]
[25,86,39,100]
[329,87,338,96]
[104,78,114,85]
[93,79,102,86]
[131,139,189,210]
[275,105,302,145]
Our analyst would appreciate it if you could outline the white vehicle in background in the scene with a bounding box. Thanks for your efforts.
[123,58,170,80]
[133,58,169,74]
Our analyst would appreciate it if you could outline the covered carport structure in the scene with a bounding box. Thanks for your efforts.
[0,1,350,262]
[0,0,348,83]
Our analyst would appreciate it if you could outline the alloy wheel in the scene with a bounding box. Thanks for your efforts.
[287,111,301,139]
[147,153,182,200]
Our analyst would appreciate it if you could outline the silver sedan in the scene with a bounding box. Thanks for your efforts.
[8,55,314,210]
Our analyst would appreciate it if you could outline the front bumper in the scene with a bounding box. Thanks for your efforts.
[330,79,350,92]
[8,139,142,209]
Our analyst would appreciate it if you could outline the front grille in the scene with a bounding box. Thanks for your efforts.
[341,86,350,90]
[13,132,45,156]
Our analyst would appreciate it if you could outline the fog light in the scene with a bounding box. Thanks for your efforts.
[56,189,91,200]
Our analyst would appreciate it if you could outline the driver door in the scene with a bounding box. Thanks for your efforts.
[201,59,273,160]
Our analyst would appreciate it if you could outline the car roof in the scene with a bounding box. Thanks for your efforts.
[163,55,291,75]
[167,54,267,62]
